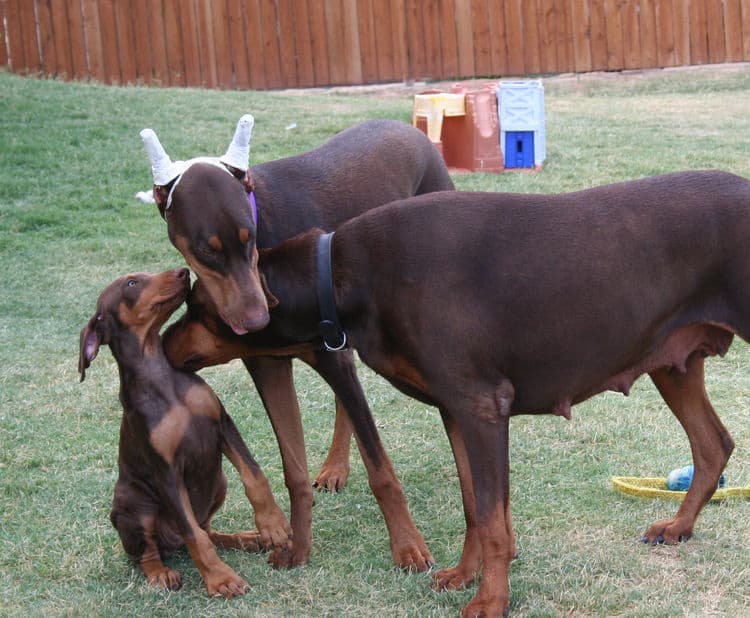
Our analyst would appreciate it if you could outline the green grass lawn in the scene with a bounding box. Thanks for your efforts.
[1,65,749,617]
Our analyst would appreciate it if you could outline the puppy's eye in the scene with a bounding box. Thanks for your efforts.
[198,245,216,257]
[126,279,138,287]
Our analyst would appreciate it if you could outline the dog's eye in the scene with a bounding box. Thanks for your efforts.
[198,245,216,257]
[126,279,138,287]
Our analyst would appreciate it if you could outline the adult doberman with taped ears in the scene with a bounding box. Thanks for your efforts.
[142,116,453,569]
[78,268,292,597]
[253,170,748,616]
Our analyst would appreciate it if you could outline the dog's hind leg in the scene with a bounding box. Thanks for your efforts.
[442,381,516,618]
[297,349,353,492]
[644,353,735,544]
[431,408,482,592]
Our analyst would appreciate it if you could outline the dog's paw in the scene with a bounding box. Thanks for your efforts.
[641,517,693,545]
[392,537,434,572]
[147,566,183,591]
[431,565,477,592]
[255,508,293,552]
[312,462,350,492]
[267,545,309,569]
[204,565,248,599]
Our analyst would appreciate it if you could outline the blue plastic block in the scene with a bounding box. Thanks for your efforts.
[505,131,534,168]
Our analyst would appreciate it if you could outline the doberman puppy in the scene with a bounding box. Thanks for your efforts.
[143,117,454,569]
[78,268,292,597]
[253,170,748,616]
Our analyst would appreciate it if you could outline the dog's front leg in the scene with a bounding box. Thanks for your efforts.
[243,356,312,567]
[218,407,294,556]
[160,472,249,598]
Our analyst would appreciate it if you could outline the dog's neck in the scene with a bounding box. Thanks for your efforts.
[110,330,180,411]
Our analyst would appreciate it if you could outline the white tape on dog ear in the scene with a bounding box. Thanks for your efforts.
[219,114,254,171]
[140,128,184,186]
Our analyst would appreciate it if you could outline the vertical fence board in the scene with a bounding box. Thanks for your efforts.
[505,0,526,75]
[49,0,72,78]
[162,0,185,86]
[421,0,442,78]
[438,0,460,78]
[405,0,427,78]
[705,0,726,62]
[324,0,346,84]
[146,0,169,86]
[588,0,608,69]
[97,0,121,83]
[5,0,26,72]
[742,0,750,58]
[391,0,408,81]
[570,0,592,72]
[178,0,204,86]
[554,0,574,72]
[0,1,8,68]
[538,0,558,72]
[289,0,314,86]
[259,0,282,87]
[132,0,153,83]
[37,0,58,75]
[671,0,690,64]
[242,0,268,90]
[621,0,641,68]
[306,0,330,85]
[604,0,624,69]
[115,0,137,84]
[68,0,87,79]
[655,0,676,66]
[454,0,474,76]
[487,0,508,75]
[20,0,41,72]
[471,0,492,75]
[723,0,743,61]
[689,0,709,63]
[341,0,362,83]
[521,0,542,74]
[213,0,234,88]
[276,0,297,87]
[80,0,103,81]
[355,0,377,83]
[226,0,250,89]
[639,0,659,67]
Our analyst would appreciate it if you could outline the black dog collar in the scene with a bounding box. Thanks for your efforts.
[316,232,347,351]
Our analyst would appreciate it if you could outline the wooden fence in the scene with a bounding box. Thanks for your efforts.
[2,0,750,90]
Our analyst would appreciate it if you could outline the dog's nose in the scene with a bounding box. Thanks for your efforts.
[175,268,190,280]
[237,309,270,334]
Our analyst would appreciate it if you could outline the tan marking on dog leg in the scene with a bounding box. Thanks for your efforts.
[177,486,248,598]
[138,513,183,591]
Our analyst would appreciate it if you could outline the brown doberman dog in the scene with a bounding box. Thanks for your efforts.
[78,268,292,597]
[252,170,747,616]
[143,117,454,569]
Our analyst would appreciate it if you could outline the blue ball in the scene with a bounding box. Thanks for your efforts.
[666,465,726,491]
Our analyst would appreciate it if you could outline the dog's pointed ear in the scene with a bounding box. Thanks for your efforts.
[259,270,279,309]
[241,169,255,193]
[78,314,104,382]
[153,185,169,219]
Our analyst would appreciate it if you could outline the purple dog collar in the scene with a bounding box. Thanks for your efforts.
[249,190,258,225]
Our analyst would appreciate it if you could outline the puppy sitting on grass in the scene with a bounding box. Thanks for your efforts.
[78,267,291,597]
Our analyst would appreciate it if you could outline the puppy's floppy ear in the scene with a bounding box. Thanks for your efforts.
[259,270,279,309]
[78,314,104,382]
